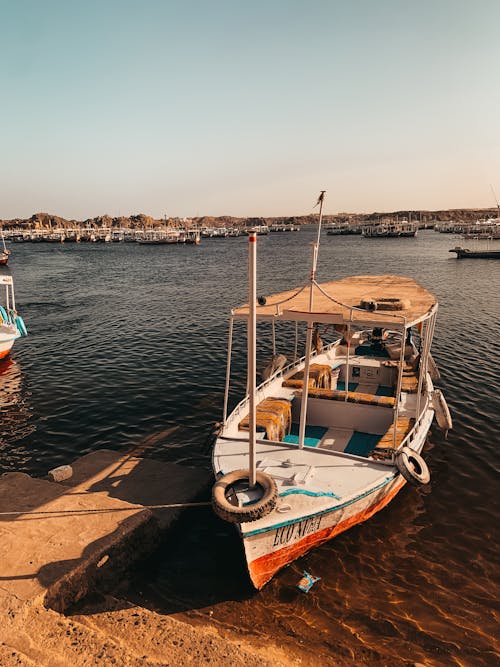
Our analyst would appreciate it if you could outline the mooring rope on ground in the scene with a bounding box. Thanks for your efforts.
[0,501,212,517]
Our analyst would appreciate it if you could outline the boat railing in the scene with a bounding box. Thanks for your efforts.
[398,391,431,451]
[226,353,309,426]
[224,342,341,428]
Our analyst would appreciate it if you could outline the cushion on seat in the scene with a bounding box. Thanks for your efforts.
[304,387,396,408]
[238,397,292,442]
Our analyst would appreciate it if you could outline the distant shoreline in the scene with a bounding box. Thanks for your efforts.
[1,207,498,231]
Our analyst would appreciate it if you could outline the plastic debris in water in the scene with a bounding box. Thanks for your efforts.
[297,571,320,593]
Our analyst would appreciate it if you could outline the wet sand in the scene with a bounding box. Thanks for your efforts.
[1,594,292,667]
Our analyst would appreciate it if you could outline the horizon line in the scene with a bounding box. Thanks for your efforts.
[1,204,499,223]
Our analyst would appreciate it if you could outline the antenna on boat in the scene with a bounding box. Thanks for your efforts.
[298,191,326,448]
[489,184,500,219]
[313,190,326,275]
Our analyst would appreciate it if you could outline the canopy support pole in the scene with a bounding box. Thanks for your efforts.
[222,315,234,424]
[248,231,257,486]
[298,320,314,448]
[344,321,352,401]
[416,309,437,418]
[392,324,406,448]
[298,245,320,447]
[415,319,428,419]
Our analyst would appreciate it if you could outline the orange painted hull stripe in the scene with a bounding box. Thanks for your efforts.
[248,479,406,589]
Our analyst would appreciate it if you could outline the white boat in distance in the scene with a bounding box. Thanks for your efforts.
[136,229,200,245]
[211,193,451,589]
[0,276,28,360]
[362,219,417,237]
[1,229,11,265]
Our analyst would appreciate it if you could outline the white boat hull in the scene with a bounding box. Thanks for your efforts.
[0,330,20,360]
[213,339,435,587]
[213,268,445,589]
[237,405,433,588]
[243,473,405,588]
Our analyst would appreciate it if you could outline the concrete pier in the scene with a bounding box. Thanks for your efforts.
[0,450,211,612]
[0,450,291,666]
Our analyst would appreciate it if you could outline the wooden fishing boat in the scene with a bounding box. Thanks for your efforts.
[137,230,200,244]
[0,276,28,360]
[0,230,11,265]
[449,246,500,259]
[211,193,451,589]
[362,219,417,237]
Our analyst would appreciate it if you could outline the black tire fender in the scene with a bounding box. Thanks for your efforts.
[396,447,430,485]
[212,469,278,523]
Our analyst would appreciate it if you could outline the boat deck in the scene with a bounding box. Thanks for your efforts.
[214,394,426,535]
[215,340,431,513]
[224,342,423,455]
[213,435,396,529]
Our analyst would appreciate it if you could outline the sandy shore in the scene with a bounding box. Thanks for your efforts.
[1,592,305,667]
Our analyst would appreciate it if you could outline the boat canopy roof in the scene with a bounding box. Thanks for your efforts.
[232,274,437,329]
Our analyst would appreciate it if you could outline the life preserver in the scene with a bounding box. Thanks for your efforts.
[15,316,28,336]
[212,469,278,523]
[396,447,430,485]
[432,389,452,431]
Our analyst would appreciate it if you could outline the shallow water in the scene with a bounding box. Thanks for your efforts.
[1,230,499,665]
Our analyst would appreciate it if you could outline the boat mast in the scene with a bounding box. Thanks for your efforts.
[298,191,326,448]
[248,230,258,486]
[489,184,500,219]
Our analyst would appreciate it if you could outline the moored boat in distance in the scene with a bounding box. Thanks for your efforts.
[0,230,11,265]
[136,229,200,245]
[2,226,201,244]
[324,221,362,235]
[362,218,417,237]
[0,276,28,359]
[201,226,229,238]
[137,230,180,244]
[211,193,451,589]
[269,224,300,232]
[242,224,269,235]
[325,221,349,235]
[449,246,500,259]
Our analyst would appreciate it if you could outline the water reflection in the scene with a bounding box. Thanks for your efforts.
[0,357,35,471]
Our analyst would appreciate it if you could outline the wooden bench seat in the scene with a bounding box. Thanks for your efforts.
[282,377,316,389]
[383,352,420,370]
[401,372,419,393]
[238,397,292,441]
[382,360,420,393]
[375,417,415,450]
[304,387,396,408]
[282,363,337,390]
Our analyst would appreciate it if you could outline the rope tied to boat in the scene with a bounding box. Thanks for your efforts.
[0,501,212,517]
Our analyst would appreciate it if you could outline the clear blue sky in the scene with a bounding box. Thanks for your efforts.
[1,0,499,218]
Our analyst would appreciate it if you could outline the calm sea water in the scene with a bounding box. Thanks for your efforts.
[1,229,499,666]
